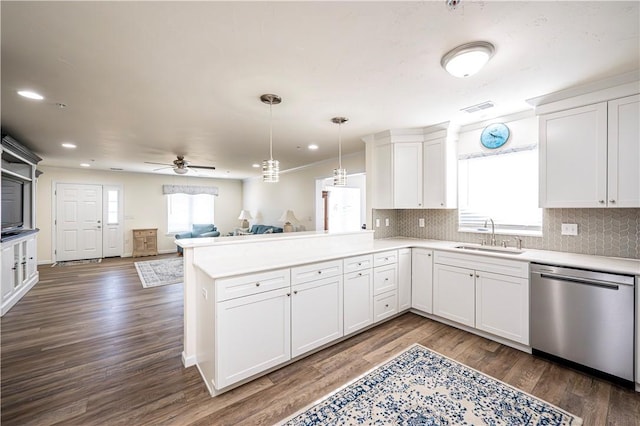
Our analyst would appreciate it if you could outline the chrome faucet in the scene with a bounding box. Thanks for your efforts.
[483,218,496,246]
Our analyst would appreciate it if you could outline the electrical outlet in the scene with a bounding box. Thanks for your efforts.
[561,223,578,236]
[201,288,208,300]
[419,218,425,227]
[385,218,390,227]
[375,218,380,227]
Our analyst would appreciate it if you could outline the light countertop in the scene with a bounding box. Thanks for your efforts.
[189,235,640,278]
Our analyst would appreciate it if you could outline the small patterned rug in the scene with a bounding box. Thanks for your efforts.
[134,257,183,288]
[279,344,582,425]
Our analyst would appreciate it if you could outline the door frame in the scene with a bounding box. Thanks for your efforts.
[51,181,124,262]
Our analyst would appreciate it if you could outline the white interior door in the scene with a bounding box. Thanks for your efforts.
[102,185,124,257]
[55,183,103,261]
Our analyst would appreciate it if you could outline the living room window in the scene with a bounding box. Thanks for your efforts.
[458,145,542,236]
[167,193,215,233]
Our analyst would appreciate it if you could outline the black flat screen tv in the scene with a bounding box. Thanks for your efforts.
[1,175,25,233]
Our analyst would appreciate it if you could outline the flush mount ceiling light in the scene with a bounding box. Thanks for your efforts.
[441,41,495,78]
[17,90,44,100]
[260,94,282,183]
[331,117,348,186]
[308,144,319,150]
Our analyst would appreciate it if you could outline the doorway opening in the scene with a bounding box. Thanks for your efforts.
[315,173,366,232]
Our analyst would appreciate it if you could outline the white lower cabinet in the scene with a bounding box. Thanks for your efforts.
[215,287,291,389]
[433,264,475,327]
[432,251,530,345]
[291,275,344,358]
[475,271,529,344]
[374,291,398,323]
[397,248,412,311]
[343,269,373,336]
[1,232,39,316]
[411,248,433,313]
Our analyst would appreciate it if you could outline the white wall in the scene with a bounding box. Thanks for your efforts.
[457,110,537,155]
[36,166,242,263]
[242,151,365,231]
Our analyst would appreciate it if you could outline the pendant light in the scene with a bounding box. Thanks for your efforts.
[261,94,282,183]
[331,117,348,186]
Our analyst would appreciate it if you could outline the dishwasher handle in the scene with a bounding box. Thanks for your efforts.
[538,272,620,290]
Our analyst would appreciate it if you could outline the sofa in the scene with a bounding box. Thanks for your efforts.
[175,224,220,254]
[250,225,283,234]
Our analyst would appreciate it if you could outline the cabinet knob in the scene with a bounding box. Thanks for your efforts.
[255,282,260,287]
[357,273,362,277]
[609,199,616,203]
[469,273,473,277]
[385,304,389,308]
[357,263,362,266]
[294,290,298,295]
[385,278,389,281]
[287,293,291,297]
[599,200,605,204]
[427,254,431,257]
[440,203,444,206]
[29,257,33,260]
[317,270,322,274]
[476,274,480,278]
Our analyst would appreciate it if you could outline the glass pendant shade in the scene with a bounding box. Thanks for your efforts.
[333,168,347,186]
[262,159,280,183]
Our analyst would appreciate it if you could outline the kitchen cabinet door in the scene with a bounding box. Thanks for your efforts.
[397,248,412,311]
[393,143,423,208]
[475,271,529,345]
[423,138,456,209]
[433,263,475,327]
[539,102,608,207]
[1,245,16,302]
[608,94,640,207]
[216,287,291,389]
[344,269,373,336]
[291,275,343,358]
[411,248,433,314]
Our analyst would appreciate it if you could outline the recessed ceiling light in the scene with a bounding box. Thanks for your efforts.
[80,163,91,167]
[308,144,319,150]
[252,163,260,168]
[441,41,495,78]
[61,142,76,149]
[17,90,44,100]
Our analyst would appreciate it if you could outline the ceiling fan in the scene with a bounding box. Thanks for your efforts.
[145,155,216,175]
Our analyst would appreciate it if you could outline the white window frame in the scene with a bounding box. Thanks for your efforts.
[166,193,216,234]
[457,145,542,237]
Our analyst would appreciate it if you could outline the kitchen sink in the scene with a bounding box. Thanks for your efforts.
[454,244,524,255]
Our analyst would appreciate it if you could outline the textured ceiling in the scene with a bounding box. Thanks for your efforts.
[1,1,639,179]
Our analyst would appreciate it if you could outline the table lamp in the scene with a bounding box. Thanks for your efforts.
[278,210,298,233]
[238,210,252,229]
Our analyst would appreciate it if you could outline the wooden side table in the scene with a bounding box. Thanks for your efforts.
[132,228,158,257]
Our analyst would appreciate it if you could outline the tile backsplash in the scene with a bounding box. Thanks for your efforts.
[373,208,639,260]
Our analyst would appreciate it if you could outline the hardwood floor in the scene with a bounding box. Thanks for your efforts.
[1,255,638,425]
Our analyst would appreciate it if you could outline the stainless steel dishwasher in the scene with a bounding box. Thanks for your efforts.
[530,263,635,385]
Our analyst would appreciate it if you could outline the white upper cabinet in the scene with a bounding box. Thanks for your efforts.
[393,142,423,208]
[365,123,456,209]
[539,93,639,208]
[607,94,640,207]
[423,137,457,209]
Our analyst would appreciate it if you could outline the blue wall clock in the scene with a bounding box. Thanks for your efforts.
[480,123,510,149]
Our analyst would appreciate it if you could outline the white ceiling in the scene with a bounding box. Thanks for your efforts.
[2,1,639,179]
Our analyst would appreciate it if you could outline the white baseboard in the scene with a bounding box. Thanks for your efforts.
[182,351,197,368]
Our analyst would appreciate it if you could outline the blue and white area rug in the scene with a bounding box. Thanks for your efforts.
[279,344,582,425]
[134,258,183,288]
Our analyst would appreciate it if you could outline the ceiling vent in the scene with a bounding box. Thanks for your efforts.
[461,101,495,114]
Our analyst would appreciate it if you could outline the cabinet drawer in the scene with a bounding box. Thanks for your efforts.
[374,291,397,323]
[291,260,342,284]
[373,250,397,267]
[133,229,157,237]
[343,254,373,273]
[373,264,397,295]
[216,269,290,302]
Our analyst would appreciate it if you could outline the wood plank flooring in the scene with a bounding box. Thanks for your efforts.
[1,255,639,425]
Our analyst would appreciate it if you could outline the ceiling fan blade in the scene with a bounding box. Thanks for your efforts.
[189,164,216,170]
[152,166,173,171]
[145,161,173,166]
